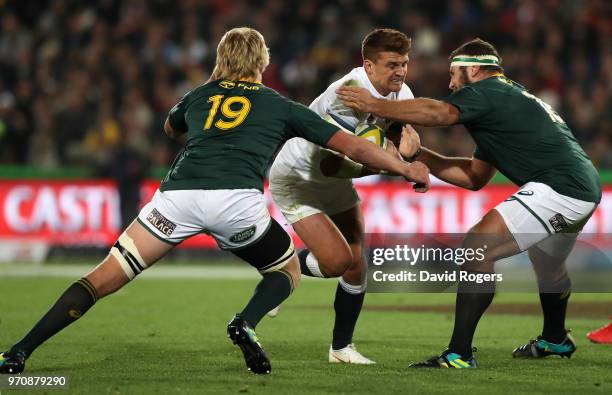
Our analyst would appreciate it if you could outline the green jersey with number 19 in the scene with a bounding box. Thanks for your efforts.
[160,79,339,192]
[443,75,601,203]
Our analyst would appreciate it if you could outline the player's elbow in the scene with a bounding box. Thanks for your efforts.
[466,161,495,191]
[164,129,176,139]
[164,118,185,139]
[164,118,176,138]
[467,182,485,191]
[467,176,489,191]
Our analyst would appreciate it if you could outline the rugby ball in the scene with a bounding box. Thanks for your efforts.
[355,123,386,148]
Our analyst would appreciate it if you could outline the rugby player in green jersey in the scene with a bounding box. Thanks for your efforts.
[337,38,602,368]
[0,28,430,376]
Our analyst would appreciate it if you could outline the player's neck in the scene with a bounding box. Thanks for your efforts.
[473,72,503,83]
[369,81,391,97]
[237,75,262,84]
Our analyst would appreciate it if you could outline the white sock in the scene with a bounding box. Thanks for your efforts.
[306,252,325,278]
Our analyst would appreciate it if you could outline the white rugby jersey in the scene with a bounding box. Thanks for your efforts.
[272,66,414,184]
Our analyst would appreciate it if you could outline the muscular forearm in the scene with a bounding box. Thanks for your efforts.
[344,140,405,176]
[370,98,457,127]
[326,131,430,186]
[412,148,482,190]
[319,154,381,178]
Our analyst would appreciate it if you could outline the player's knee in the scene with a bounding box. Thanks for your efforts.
[279,255,301,291]
[85,232,151,298]
[528,246,568,284]
[351,250,367,272]
[460,232,493,272]
[318,251,353,277]
[463,221,516,271]
[85,256,131,298]
[341,251,366,280]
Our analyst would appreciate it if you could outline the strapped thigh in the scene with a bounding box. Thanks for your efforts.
[231,218,295,273]
[110,232,149,280]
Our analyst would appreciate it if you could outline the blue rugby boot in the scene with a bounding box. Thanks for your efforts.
[512,331,576,359]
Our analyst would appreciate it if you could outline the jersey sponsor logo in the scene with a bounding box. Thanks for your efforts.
[549,213,569,233]
[230,226,256,243]
[237,82,259,90]
[219,80,236,89]
[146,208,176,237]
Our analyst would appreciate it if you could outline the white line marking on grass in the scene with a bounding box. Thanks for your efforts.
[0,263,259,279]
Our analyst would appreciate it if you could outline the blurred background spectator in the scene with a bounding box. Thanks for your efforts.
[0,0,610,173]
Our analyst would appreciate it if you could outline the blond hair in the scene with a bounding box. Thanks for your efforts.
[212,27,270,81]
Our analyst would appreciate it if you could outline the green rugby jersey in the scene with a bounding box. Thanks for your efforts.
[444,75,601,203]
[161,79,338,192]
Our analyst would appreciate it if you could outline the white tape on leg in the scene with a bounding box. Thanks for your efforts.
[339,276,366,294]
[109,233,148,280]
[305,252,325,278]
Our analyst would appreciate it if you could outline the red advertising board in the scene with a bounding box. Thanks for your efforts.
[0,180,610,248]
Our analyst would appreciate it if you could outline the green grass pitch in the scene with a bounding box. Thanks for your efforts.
[1,263,611,394]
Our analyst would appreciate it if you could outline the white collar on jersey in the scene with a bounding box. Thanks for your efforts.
[355,67,399,100]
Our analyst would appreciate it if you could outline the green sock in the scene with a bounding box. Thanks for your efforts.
[10,278,98,357]
[240,271,293,328]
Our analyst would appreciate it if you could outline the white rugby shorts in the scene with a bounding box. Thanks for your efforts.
[495,182,597,257]
[268,162,360,224]
[137,189,271,249]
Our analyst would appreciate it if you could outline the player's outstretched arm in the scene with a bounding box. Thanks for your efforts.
[336,86,459,127]
[399,127,494,190]
[319,140,404,178]
[326,130,430,192]
[411,148,495,191]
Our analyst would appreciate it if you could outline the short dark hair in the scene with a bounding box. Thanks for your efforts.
[362,28,411,61]
[449,38,503,73]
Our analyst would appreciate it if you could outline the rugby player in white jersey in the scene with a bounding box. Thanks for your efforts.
[269,28,418,364]
[0,28,430,376]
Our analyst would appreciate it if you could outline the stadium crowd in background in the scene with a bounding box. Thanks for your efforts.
[0,0,610,171]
